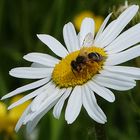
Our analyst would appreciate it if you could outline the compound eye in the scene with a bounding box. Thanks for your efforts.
[88,52,97,59]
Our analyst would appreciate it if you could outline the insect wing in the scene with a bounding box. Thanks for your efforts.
[82,33,94,47]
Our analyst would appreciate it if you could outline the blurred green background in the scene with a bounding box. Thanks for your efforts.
[0,0,140,140]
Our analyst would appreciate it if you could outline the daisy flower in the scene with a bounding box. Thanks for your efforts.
[2,5,140,133]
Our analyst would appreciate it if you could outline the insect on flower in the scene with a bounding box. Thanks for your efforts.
[1,5,140,133]
[71,33,106,73]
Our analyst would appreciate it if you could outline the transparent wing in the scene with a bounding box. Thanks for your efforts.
[82,33,94,47]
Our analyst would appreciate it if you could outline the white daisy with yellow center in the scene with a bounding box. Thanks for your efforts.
[2,5,140,133]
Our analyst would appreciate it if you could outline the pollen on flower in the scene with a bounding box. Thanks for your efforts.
[52,47,107,88]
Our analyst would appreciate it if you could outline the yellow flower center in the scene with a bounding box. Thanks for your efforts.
[52,47,107,88]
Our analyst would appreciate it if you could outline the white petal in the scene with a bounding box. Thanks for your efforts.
[94,20,116,47]
[24,97,57,126]
[9,67,53,79]
[23,89,60,125]
[82,85,106,123]
[105,23,140,54]
[25,88,66,132]
[95,13,112,41]
[103,66,140,80]
[31,88,66,121]
[106,44,140,65]
[99,70,135,82]
[63,22,80,52]
[93,75,136,91]
[7,83,51,110]
[15,104,31,132]
[37,34,68,58]
[1,77,50,100]
[95,5,139,47]
[31,82,55,112]
[24,52,59,67]
[65,86,82,124]
[80,18,95,46]
[31,63,47,68]
[8,94,34,110]
[53,88,72,119]
[87,80,115,102]
[26,100,57,133]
